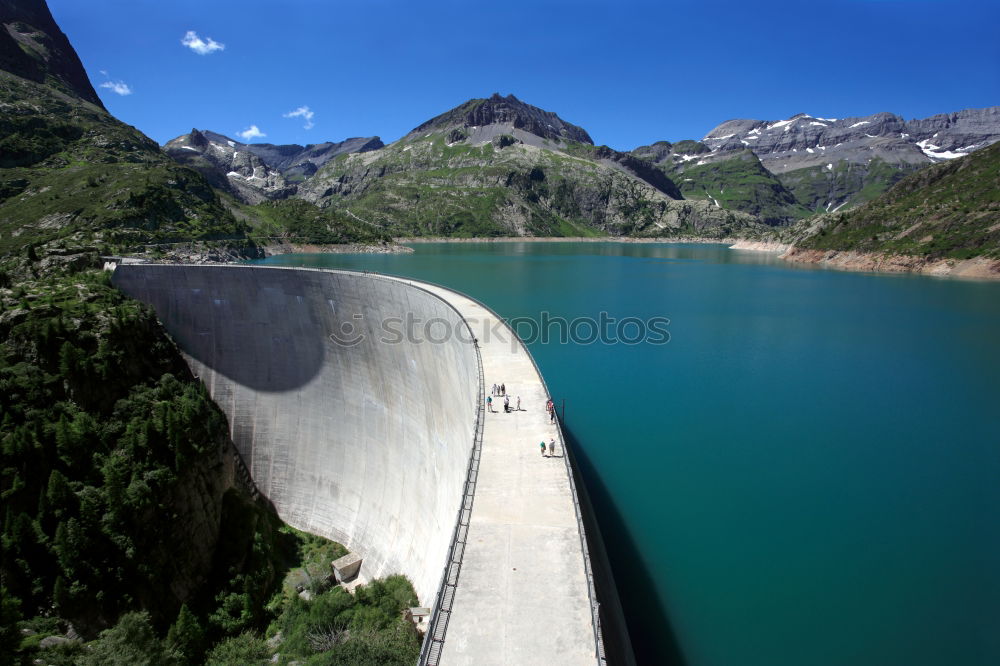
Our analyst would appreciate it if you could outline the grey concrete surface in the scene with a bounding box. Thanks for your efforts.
[112,265,479,607]
[385,278,600,665]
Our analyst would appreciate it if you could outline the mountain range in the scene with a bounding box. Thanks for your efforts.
[628,107,999,224]
[1,0,997,269]
[166,99,1000,234]
[166,93,760,238]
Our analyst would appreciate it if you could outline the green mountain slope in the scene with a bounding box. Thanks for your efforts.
[785,141,1000,259]
[632,141,810,225]
[233,198,392,245]
[774,158,924,215]
[297,97,765,239]
[0,0,103,107]
[0,70,257,267]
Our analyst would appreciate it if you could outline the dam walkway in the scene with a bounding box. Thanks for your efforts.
[387,277,601,665]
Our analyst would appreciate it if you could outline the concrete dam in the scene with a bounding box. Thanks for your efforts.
[113,264,629,665]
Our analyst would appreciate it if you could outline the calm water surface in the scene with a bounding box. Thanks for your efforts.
[256,243,1000,666]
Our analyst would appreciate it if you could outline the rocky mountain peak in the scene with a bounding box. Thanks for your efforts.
[410,93,593,145]
[163,129,384,204]
[0,0,104,107]
[188,128,209,148]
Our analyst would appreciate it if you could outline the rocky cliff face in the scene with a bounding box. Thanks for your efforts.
[0,0,103,107]
[164,129,294,204]
[244,135,384,181]
[904,107,1000,159]
[163,130,384,203]
[701,108,1000,171]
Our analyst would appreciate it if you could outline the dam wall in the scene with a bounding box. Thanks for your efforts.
[112,265,480,607]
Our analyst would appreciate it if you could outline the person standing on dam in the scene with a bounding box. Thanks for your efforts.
[486,395,494,413]
[540,441,547,457]
[548,438,556,457]
[516,396,521,411]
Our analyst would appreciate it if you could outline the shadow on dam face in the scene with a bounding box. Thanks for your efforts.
[112,265,480,610]
[564,425,687,666]
[117,266,327,391]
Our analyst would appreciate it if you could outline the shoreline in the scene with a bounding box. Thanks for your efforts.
[728,239,791,252]
[397,235,736,245]
[261,241,413,256]
[780,247,1000,281]
[257,237,1000,282]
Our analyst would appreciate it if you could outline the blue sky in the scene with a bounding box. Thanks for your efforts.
[49,0,999,152]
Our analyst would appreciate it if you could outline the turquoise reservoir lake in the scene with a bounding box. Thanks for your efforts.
[255,243,1000,665]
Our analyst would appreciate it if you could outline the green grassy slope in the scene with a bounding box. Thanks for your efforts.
[300,133,763,238]
[631,143,809,225]
[672,151,811,225]
[775,158,924,215]
[0,71,254,264]
[788,141,1000,259]
[231,198,393,245]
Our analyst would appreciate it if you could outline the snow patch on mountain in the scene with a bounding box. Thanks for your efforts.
[916,139,968,160]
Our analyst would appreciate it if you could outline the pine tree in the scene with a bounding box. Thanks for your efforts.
[46,468,74,521]
[0,586,23,663]
[166,604,205,664]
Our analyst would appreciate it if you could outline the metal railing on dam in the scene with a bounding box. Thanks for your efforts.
[113,264,625,665]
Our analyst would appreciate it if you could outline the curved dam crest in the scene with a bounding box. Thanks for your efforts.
[113,264,624,664]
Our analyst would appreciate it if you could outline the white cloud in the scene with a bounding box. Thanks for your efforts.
[99,69,108,76]
[181,30,225,55]
[99,80,132,96]
[238,125,266,140]
[283,105,315,130]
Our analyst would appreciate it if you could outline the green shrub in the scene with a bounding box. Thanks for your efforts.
[204,632,270,666]
[80,611,180,666]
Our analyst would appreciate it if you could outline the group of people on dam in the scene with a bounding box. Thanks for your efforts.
[485,382,559,458]
[487,383,522,413]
